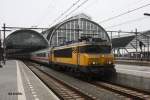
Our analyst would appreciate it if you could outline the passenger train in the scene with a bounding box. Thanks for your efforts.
[29,14,116,77]
[30,37,115,77]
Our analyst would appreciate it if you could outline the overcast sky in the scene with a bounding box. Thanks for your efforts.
[0,0,150,34]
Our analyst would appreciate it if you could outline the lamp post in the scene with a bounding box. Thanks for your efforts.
[3,24,6,64]
[0,30,2,67]
[77,17,80,67]
[144,13,150,60]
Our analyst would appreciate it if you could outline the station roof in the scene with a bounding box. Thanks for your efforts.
[42,13,110,47]
[112,35,135,48]
[42,13,103,40]
[5,29,48,53]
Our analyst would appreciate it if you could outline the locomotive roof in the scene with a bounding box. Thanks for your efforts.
[53,41,111,50]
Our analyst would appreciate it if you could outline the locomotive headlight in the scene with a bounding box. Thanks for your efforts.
[93,62,96,64]
[108,61,112,64]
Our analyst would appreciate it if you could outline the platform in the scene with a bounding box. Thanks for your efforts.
[0,60,59,100]
[115,59,150,66]
[115,64,150,78]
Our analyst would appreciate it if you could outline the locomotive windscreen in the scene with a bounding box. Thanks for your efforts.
[79,45,111,53]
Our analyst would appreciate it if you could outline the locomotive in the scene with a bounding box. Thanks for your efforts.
[30,36,115,76]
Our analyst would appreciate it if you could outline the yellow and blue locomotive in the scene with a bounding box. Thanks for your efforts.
[51,37,115,75]
[31,37,115,76]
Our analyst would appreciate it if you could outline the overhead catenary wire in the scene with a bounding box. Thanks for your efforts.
[99,3,150,23]
[33,0,54,27]
[127,0,147,7]
[60,0,89,21]
[49,0,82,27]
[105,17,148,29]
[50,0,89,27]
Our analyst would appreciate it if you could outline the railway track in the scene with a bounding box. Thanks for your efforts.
[92,81,150,100]
[25,61,150,100]
[25,62,94,100]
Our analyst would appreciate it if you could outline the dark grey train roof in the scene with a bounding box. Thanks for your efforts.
[6,30,48,52]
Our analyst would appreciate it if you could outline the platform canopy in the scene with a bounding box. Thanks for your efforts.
[5,29,48,53]
[112,35,135,48]
[112,30,150,50]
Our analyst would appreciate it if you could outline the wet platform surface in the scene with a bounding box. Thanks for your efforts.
[115,64,150,78]
[0,60,59,100]
[106,64,150,92]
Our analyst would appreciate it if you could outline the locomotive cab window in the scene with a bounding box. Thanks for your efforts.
[79,45,111,53]
[54,48,72,57]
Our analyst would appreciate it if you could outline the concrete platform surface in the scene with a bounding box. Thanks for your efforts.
[115,64,150,78]
[115,60,150,66]
[0,60,59,100]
